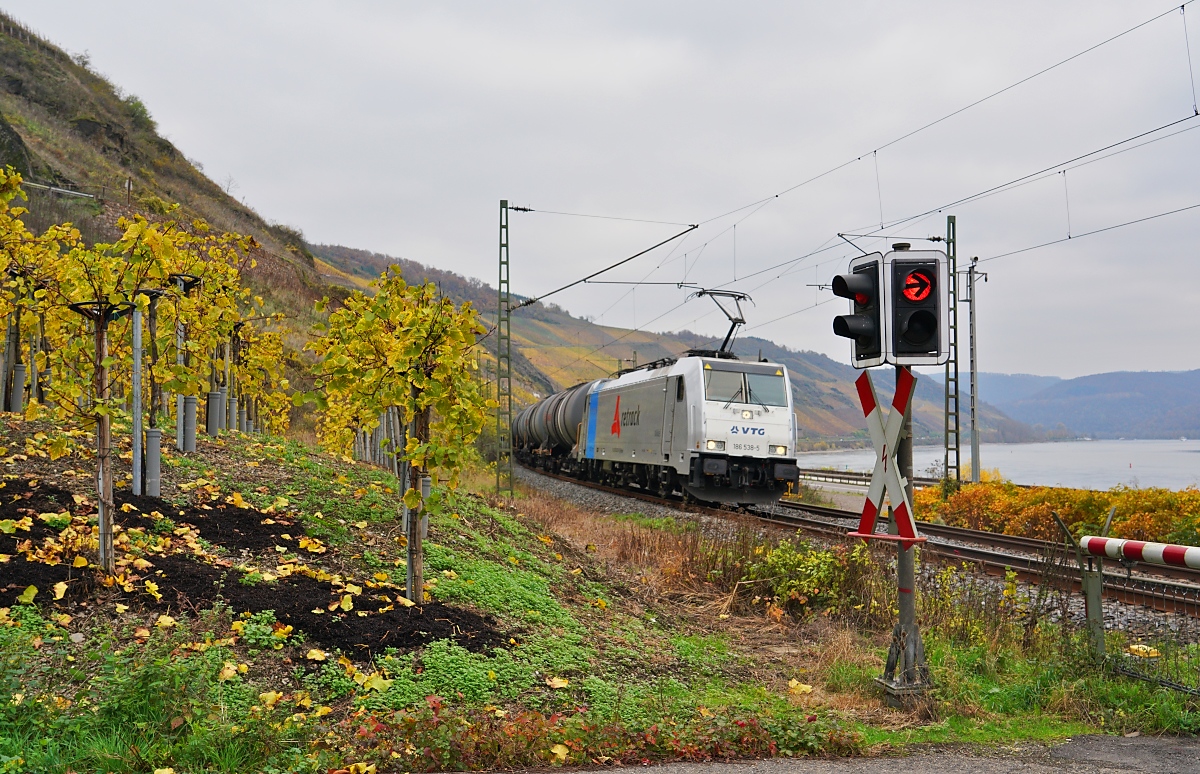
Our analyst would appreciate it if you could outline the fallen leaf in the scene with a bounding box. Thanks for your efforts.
[353,520,368,529]
[218,662,238,681]
[396,595,416,607]
[115,603,128,613]
[69,632,84,643]
[697,706,714,718]
[259,691,283,708]
[550,743,569,762]
[313,705,333,717]
[788,679,813,695]
[545,676,569,689]
[52,582,67,600]
[16,586,36,605]
[345,583,363,595]
[362,673,393,692]
[339,595,353,612]
[72,555,88,568]
[306,649,327,661]
[145,581,162,602]
[134,627,151,638]
[155,615,176,629]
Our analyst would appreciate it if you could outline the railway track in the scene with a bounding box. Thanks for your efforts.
[520,463,1200,617]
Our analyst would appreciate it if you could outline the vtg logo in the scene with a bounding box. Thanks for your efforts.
[729,426,766,436]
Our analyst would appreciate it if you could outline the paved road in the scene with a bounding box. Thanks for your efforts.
[645,736,1200,774]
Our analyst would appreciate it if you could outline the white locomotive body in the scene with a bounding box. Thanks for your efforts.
[514,355,799,504]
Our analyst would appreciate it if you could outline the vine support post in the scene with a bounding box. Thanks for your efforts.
[131,304,143,495]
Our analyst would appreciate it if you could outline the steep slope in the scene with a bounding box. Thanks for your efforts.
[0,12,337,339]
[975,373,1063,406]
[999,370,1200,439]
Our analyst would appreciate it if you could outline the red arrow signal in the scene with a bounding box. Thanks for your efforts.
[902,270,933,302]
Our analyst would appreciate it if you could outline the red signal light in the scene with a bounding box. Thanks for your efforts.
[854,292,870,306]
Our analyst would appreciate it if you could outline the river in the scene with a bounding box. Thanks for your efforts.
[795,439,1200,490]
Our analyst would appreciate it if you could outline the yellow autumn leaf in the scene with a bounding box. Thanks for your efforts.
[217,662,238,681]
[353,520,367,529]
[362,673,393,692]
[153,768,176,774]
[52,582,67,600]
[115,603,128,613]
[155,615,176,629]
[788,679,813,695]
[16,586,36,605]
[132,558,153,571]
[259,691,283,708]
[237,663,249,674]
[313,705,333,717]
[339,595,353,611]
[230,492,248,508]
[1127,644,1161,658]
[347,764,376,774]
[145,581,162,601]
[545,676,569,689]
[72,555,88,568]
[345,583,363,595]
[373,572,389,581]
[396,595,416,607]
[550,743,569,762]
[306,649,327,661]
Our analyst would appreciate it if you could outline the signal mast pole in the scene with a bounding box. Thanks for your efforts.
[965,257,987,483]
[496,200,514,495]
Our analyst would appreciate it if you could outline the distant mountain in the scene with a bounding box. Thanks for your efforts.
[998,370,1200,439]
[974,373,1062,406]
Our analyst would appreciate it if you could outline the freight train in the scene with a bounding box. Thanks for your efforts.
[513,353,800,505]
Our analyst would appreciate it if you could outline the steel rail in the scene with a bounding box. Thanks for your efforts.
[518,463,1200,617]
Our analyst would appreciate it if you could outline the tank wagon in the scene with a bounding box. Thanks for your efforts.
[513,354,800,504]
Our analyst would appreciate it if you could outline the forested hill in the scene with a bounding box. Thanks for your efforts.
[310,243,1040,446]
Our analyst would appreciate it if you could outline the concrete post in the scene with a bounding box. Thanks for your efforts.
[9,363,23,414]
[144,428,162,497]
[183,395,197,452]
[206,391,220,436]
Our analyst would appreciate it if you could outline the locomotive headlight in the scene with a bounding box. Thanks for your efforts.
[771,445,787,455]
[706,440,725,451]
[741,410,753,419]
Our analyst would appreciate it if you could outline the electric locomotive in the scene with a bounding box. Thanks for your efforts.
[513,351,800,505]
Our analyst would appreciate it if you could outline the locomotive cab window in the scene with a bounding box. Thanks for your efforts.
[676,379,686,401]
[746,374,787,407]
[703,370,744,403]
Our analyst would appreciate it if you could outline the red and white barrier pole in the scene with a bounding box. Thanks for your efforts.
[1081,536,1200,570]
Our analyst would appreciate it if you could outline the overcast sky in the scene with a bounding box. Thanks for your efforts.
[10,1,1200,378]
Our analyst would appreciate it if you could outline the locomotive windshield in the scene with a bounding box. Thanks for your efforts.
[703,369,788,407]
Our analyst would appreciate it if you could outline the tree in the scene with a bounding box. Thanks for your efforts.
[305,269,493,600]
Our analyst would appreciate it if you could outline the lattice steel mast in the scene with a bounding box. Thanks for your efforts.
[496,200,514,495]
[942,215,961,487]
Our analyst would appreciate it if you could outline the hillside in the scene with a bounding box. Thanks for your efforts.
[998,369,1200,439]
[0,12,340,343]
[311,243,1038,446]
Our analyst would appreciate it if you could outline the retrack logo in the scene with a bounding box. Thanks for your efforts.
[610,396,640,437]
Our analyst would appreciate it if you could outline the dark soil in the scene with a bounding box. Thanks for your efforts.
[138,553,508,657]
[0,477,76,554]
[116,491,301,554]
[1,475,510,658]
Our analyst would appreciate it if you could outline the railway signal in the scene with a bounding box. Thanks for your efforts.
[831,253,885,368]
[885,244,949,366]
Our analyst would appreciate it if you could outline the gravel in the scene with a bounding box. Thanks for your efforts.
[518,465,1198,641]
